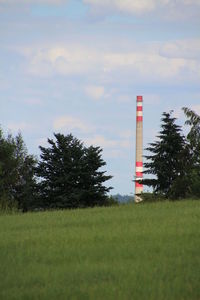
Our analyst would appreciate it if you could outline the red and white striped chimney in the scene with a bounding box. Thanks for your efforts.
[135,95,143,203]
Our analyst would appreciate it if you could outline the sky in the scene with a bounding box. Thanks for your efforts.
[0,0,200,195]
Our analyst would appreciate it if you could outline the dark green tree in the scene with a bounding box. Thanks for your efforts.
[0,129,17,209]
[36,133,112,209]
[182,107,200,197]
[143,111,188,197]
[0,129,37,211]
[13,133,37,211]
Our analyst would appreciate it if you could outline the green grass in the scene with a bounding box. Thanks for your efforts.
[0,200,200,300]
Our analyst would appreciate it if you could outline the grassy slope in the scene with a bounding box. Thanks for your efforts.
[0,200,200,300]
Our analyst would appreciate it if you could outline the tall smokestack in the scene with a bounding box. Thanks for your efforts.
[135,95,143,203]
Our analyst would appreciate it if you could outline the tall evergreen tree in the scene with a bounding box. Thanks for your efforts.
[36,133,112,209]
[143,111,187,197]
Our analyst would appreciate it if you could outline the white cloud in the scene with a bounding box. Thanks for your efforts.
[85,135,118,148]
[84,0,158,14]
[103,52,190,80]
[18,38,200,85]
[83,0,200,16]
[25,46,100,76]
[0,0,67,4]
[53,116,91,133]
[1,0,199,19]
[85,85,105,99]
[160,39,200,60]
[182,0,200,5]
[85,133,131,149]
[85,133,132,159]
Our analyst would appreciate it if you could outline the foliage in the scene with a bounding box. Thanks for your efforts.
[36,133,112,209]
[143,111,187,197]
[183,107,200,150]
[0,193,18,214]
[112,194,134,203]
[140,192,166,202]
[182,107,200,197]
[0,128,37,212]
[105,195,119,206]
[143,108,200,199]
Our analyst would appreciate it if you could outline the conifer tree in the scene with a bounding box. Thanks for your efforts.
[36,133,112,209]
[143,111,187,197]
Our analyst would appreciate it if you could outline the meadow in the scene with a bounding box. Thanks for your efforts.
[0,200,200,300]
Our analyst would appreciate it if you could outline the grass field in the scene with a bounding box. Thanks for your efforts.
[0,200,200,300]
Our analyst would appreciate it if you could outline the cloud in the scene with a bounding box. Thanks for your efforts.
[83,0,158,14]
[1,0,200,20]
[84,86,132,103]
[85,133,131,149]
[85,133,132,159]
[85,135,118,148]
[53,116,91,133]
[83,0,200,17]
[0,0,67,4]
[85,85,105,100]
[17,39,200,84]
[182,0,200,5]
[24,46,100,76]
[103,52,190,80]
[160,39,200,60]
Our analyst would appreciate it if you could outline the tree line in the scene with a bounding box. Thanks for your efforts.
[0,106,200,212]
[0,131,113,212]
[143,107,200,199]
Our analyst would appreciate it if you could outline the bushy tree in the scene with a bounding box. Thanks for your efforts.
[143,111,187,197]
[12,133,37,211]
[182,107,200,197]
[0,129,37,211]
[36,133,112,209]
[0,129,17,209]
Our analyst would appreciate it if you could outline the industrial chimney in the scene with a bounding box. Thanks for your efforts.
[135,95,143,203]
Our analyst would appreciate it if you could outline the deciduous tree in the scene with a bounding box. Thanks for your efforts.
[0,129,36,211]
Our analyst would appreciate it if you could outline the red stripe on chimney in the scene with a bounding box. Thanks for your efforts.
[137,106,143,111]
[137,96,143,102]
[136,172,143,177]
[137,116,143,122]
